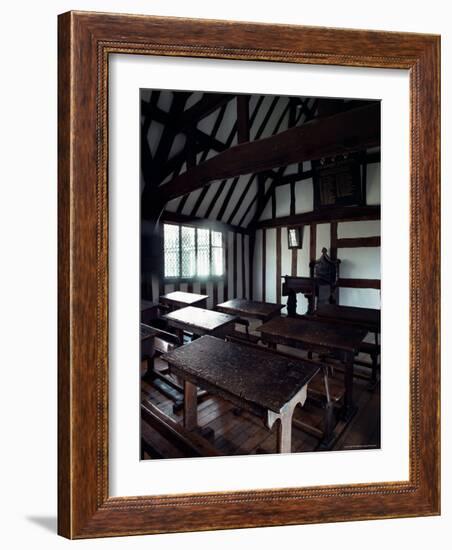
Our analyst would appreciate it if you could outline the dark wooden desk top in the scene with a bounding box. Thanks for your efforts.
[160,291,208,308]
[164,306,237,333]
[314,304,380,332]
[216,299,284,321]
[140,323,157,340]
[161,335,319,415]
[256,316,367,353]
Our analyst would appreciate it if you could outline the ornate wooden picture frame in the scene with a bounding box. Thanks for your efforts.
[58,11,440,538]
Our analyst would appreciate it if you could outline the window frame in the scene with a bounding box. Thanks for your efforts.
[162,222,226,282]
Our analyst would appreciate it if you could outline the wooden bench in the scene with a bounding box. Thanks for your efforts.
[153,327,180,355]
[356,341,380,388]
[141,402,221,458]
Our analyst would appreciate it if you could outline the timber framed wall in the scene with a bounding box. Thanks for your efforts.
[253,154,381,312]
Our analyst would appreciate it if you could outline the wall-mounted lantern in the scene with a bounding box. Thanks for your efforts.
[287,226,303,249]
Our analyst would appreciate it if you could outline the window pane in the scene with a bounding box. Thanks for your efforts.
[288,228,297,247]
[211,230,222,247]
[212,248,223,276]
[164,224,180,277]
[181,226,196,277]
[197,228,210,277]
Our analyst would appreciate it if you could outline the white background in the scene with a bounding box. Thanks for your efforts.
[0,0,449,548]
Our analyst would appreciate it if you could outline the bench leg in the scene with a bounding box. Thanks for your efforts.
[142,356,155,380]
[369,352,379,387]
[183,380,198,431]
[341,351,357,421]
[319,367,335,450]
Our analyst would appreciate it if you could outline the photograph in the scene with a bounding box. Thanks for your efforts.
[139,89,382,459]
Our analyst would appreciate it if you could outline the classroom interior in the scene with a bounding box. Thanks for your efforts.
[139,89,381,459]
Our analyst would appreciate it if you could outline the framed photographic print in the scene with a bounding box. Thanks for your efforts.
[58,11,440,538]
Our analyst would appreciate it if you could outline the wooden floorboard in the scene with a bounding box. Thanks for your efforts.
[141,358,381,459]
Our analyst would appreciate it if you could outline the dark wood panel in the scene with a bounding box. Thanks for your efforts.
[276,227,281,303]
[233,232,238,298]
[337,278,381,289]
[330,222,338,301]
[310,222,317,263]
[337,236,381,248]
[262,229,266,302]
[161,210,249,235]
[291,248,297,276]
[241,234,246,299]
[224,232,229,301]
[256,205,380,229]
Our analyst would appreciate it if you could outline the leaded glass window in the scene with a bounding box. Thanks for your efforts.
[163,224,224,279]
[196,228,210,277]
[163,224,180,277]
[211,231,223,276]
[181,226,196,277]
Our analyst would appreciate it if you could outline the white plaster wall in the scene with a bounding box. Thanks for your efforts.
[338,220,381,238]
[295,179,314,213]
[254,229,263,301]
[340,288,381,309]
[366,163,381,205]
[265,228,277,303]
[339,247,381,279]
[275,184,291,218]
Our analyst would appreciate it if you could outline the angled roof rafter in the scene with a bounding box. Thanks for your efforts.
[159,102,380,202]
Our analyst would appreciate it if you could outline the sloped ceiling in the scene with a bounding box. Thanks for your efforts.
[140,90,375,229]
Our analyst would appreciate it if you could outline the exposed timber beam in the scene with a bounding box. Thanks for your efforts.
[337,278,381,289]
[160,102,380,201]
[161,210,250,235]
[254,206,381,229]
[337,236,381,248]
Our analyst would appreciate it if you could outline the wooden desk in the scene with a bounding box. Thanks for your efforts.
[256,316,366,419]
[160,291,208,311]
[162,335,319,453]
[164,306,237,343]
[314,304,380,387]
[314,304,380,334]
[216,298,284,322]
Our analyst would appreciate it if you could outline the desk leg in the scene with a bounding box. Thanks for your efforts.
[341,350,357,421]
[175,328,184,345]
[183,380,198,431]
[267,385,308,454]
[276,415,293,454]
